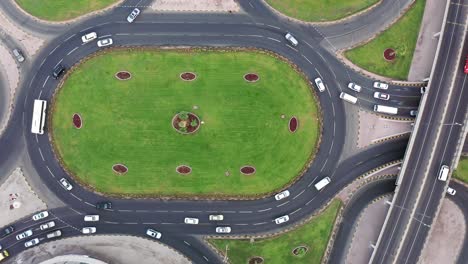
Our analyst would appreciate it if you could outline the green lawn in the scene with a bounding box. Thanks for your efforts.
[52,49,319,197]
[345,0,426,80]
[265,0,379,21]
[209,200,342,264]
[454,157,468,183]
[15,0,118,21]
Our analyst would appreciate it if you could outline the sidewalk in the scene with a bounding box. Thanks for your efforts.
[407,0,446,81]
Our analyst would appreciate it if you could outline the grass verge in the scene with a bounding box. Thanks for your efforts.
[344,0,426,80]
[454,157,468,183]
[15,0,118,21]
[51,48,319,197]
[265,0,379,22]
[209,200,342,264]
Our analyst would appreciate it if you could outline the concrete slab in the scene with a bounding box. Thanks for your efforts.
[420,199,465,264]
[149,0,240,12]
[358,110,412,148]
[9,235,190,264]
[0,168,47,228]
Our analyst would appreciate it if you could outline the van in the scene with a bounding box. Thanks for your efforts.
[437,165,450,181]
[373,105,398,115]
[285,33,298,46]
[340,92,357,104]
[315,177,331,191]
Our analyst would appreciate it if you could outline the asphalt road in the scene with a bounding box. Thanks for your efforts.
[369,0,468,263]
[0,0,460,263]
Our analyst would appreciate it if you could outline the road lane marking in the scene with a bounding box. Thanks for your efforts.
[234,223,249,226]
[84,201,94,207]
[253,222,268,225]
[136,210,150,213]
[257,208,272,212]
[42,76,50,88]
[54,58,63,68]
[64,34,76,42]
[276,201,289,207]
[67,47,79,56]
[267,37,281,42]
[286,44,298,52]
[104,221,119,224]
[293,189,305,200]
[38,148,45,161]
[142,222,157,225]
[290,207,302,215]
[306,197,316,206]
[38,90,43,99]
[161,222,174,225]
[266,24,280,29]
[118,209,133,212]
[239,211,252,214]
[99,34,112,39]
[70,193,82,201]
[49,44,60,55]
[123,222,138,225]
[184,241,191,246]
[302,54,312,65]
[80,26,93,33]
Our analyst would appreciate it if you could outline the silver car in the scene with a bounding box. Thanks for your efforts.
[274,190,290,201]
[285,33,298,46]
[347,82,362,92]
[24,238,40,248]
[16,229,33,240]
[274,215,290,225]
[373,81,389,90]
[97,38,113,47]
[59,178,73,191]
[40,221,55,231]
[127,8,140,23]
[32,211,49,221]
[13,49,25,62]
[374,92,390,101]
[146,228,162,239]
[215,226,231,233]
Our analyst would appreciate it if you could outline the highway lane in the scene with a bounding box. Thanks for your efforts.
[369,0,468,263]
[0,5,428,264]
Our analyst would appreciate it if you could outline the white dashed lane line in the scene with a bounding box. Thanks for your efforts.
[253,222,268,226]
[54,58,63,68]
[84,201,95,207]
[267,37,281,42]
[64,33,76,42]
[276,201,290,207]
[290,207,302,215]
[70,193,82,201]
[42,76,49,88]
[293,189,305,200]
[66,46,79,56]
[257,208,272,212]
[239,211,252,214]
[184,241,191,246]
[38,148,45,161]
[104,221,120,224]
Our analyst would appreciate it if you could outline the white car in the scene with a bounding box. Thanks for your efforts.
[314,78,325,92]
[374,92,390,101]
[59,178,73,191]
[40,221,55,231]
[285,33,298,46]
[184,217,199,225]
[16,229,33,240]
[32,211,49,221]
[97,38,113,47]
[81,32,97,43]
[24,238,40,248]
[84,215,100,222]
[46,230,62,239]
[275,215,290,225]
[447,187,456,196]
[82,227,96,234]
[146,228,162,239]
[209,215,224,221]
[373,82,389,90]
[127,8,140,23]
[347,82,362,92]
[274,190,290,201]
[13,49,25,62]
[215,226,231,233]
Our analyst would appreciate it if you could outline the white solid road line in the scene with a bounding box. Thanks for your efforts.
[42,76,49,88]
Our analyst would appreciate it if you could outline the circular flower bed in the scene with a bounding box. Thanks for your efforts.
[180,72,197,81]
[248,257,264,264]
[292,245,309,257]
[72,113,82,129]
[244,73,259,82]
[176,165,192,175]
[112,164,128,175]
[289,116,298,133]
[240,165,256,175]
[172,111,201,134]
[383,48,396,61]
[115,71,132,80]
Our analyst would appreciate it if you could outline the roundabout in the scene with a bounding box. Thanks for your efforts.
[50,48,320,197]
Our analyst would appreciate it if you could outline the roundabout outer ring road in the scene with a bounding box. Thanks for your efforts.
[0,6,418,263]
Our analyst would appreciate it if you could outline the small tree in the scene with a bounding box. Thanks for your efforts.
[179,111,189,120]
[190,119,198,127]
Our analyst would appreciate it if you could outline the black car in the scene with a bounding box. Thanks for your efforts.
[96,201,112,210]
[52,64,66,79]
[1,226,14,238]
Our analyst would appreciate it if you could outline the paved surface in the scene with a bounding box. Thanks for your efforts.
[346,195,390,264]
[0,0,463,263]
[148,0,239,12]
[370,0,468,263]
[9,235,190,264]
[419,198,465,264]
[407,0,446,81]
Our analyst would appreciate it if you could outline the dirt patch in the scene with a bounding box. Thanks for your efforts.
[172,112,201,134]
[176,165,192,175]
[292,245,309,257]
[244,73,259,82]
[72,113,82,129]
[180,72,197,81]
[248,256,264,264]
[289,116,298,133]
[112,164,128,175]
[115,71,132,80]
[383,48,396,61]
[240,166,256,175]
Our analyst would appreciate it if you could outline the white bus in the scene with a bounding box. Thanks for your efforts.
[31,99,47,134]
[373,105,398,115]
[340,92,358,104]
